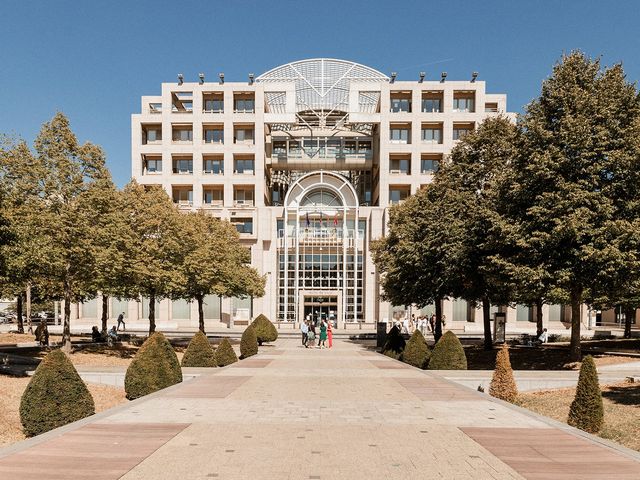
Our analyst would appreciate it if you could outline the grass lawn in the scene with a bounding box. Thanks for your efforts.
[517,382,640,452]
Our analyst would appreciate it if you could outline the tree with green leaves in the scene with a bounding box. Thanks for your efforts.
[177,211,265,333]
[119,181,186,335]
[516,51,640,361]
[2,114,110,351]
[440,116,520,350]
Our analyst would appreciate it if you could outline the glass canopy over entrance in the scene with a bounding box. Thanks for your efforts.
[277,171,364,325]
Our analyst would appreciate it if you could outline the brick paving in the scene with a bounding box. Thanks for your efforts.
[1,338,639,479]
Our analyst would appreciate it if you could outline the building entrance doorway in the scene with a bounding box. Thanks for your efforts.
[303,296,338,326]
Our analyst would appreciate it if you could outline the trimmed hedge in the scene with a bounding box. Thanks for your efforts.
[20,349,95,437]
[568,355,604,433]
[427,331,467,370]
[489,344,518,402]
[251,314,278,346]
[181,331,216,367]
[382,325,405,359]
[215,338,238,366]
[240,325,258,359]
[125,332,183,399]
[402,329,430,369]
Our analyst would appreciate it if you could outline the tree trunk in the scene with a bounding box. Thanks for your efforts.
[148,293,156,335]
[62,292,72,353]
[482,297,492,351]
[16,294,24,334]
[101,294,109,335]
[197,294,205,333]
[569,286,583,362]
[623,306,634,339]
[26,283,32,334]
[434,296,443,343]
[535,298,544,337]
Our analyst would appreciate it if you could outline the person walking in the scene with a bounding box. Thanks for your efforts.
[308,321,317,348]
[301,320,309,347]
[117,312,126,331]
[319,320,327,349]
[327,320,333,348]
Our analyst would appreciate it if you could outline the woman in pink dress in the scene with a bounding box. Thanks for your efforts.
[327,321,333,348]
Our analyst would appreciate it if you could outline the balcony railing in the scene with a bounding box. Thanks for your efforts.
[273,149,373,162]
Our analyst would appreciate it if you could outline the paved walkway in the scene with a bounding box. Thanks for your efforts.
[1,339,639,479]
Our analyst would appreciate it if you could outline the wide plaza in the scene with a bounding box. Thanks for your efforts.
[1,337,639,479]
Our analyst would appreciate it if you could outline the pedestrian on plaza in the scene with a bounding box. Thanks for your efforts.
[402,317,409,334]
[319,320,327,348]
[537,328,548,344]
[327,320,333,348]
[429,314,436,333]
[307,322,316,348]
[91,325,102,342]
[34,319,49,346]
[301,320,309,347]
[117,312,126,331]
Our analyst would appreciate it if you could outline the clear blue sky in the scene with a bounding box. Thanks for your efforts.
[1,0,639,187]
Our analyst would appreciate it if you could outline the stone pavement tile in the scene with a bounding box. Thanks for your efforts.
[395,377,482,401]
[0,423,188,480]
[230,358,273,368]
[165,375,250,398]
[462,427,640,480]
[121,424,525,480]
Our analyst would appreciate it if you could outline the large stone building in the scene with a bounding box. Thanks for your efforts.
[70,58,630,333]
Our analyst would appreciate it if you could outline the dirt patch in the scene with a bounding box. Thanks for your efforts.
[517,382,640,452]
[0,376,126,448]
[465,345,638,370]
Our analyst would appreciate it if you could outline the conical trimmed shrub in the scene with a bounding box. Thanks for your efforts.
[240,325,258,359]
[402,329,430,369]
[382,325,405,359]
[181,331,216,367]
[251,314,278,346]
[568,355,604,433]
[125,332,183,399]
[20,349,95,437]
[489,344,518,402]
[427,331,467,370]
[215,338,238,366]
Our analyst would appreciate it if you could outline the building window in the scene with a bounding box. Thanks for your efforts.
[389,127,410,144]
[420,156,440,174]
[234,157,255,174]
[172,157,193,174]
[172,125,193,142]
[421,98,442,113]
[390,95,411,113]
[142,125,162,144]
[389,186,410,205]
[453,92,475,112]
[171,92,193,113]
[172,187,193,205]
[234,187,254,206]
[453,126,473,140]
[142,155,162,174]
[234,127,254,144]
[389,157,410,174]
[149,103,162,114]
[203,187,223,206]
[203,156,223,174]
[234,97,255,113]
[203,126,224,144]
[421,127,442,143]
[232,218,253,234]
[203,92,224,113]
[485,102,499,113]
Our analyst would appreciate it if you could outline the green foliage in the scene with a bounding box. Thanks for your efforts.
[402,329,430,369]
[489,344,518,403]
[568,356,604,433]
[428,331,467,370]
[251,314,278,346]
[215,338,238,366]
[181,331,216,367]
[240,325,258,359]
[20,349,95,437]
[382,325,405,359]
[125,332,183,399]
